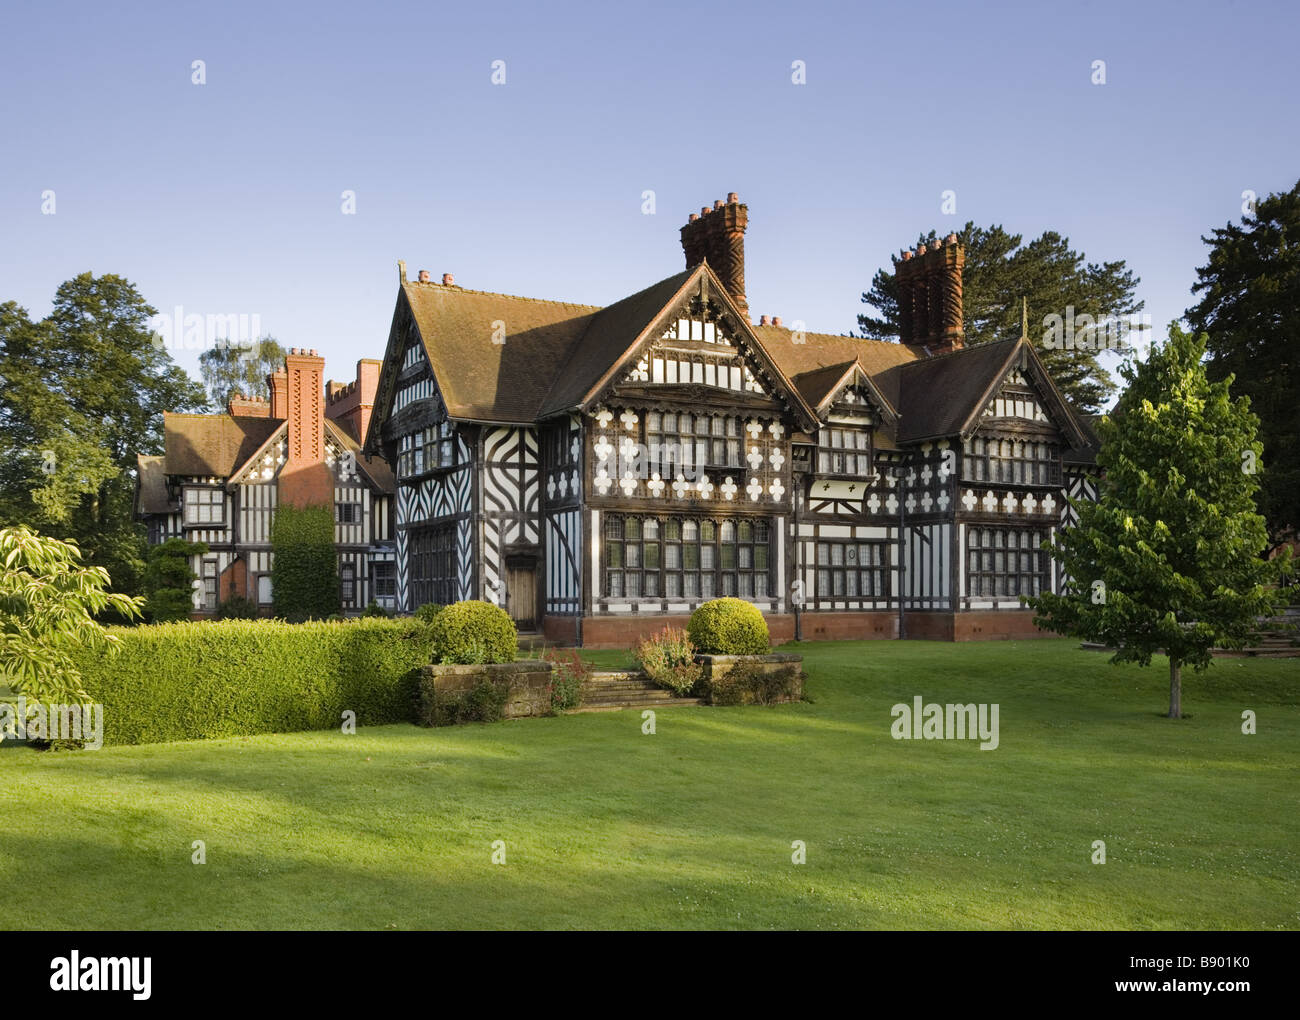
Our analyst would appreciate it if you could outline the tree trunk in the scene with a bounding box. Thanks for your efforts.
[1168,658,1182,719]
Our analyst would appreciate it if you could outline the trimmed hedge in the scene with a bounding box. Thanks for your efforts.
[72,618,435,746]
[428,600,517,664]
[687,597,770,655]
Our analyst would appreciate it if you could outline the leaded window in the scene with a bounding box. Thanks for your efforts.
[814,541,888,597]
[966,526,1049,597]
[604,514,771,600]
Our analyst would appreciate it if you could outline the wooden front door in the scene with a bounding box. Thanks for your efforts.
[507,566,536,628]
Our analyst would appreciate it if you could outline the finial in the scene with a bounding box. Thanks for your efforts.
[398,259,407,284]
[1021,296,1029,339]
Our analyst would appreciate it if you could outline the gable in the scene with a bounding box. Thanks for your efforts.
[979,365,1053,425]
[617,315,773,398]
[579,264,817,430]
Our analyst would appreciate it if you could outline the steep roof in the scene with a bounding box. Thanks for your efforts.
[136,454,173,513]
[893,339,1023,443]
[539,270,693,415]
[754,327,923,417]
[402,280,599,422]
[162,413,282,478]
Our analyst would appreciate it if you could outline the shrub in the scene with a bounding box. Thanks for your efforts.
[70,617,435,746]
[414,603,444,624]
[362,600,393,618]
[216,594,259,620]
[271,506,340,620]
[541,648,590,711]
[634,626,703,695]
[142,537,207,622]
[688,597,770,655]
[707,663,802,706]
[427,600,517,665]
[417,677,508,726]
[0,526,143,747]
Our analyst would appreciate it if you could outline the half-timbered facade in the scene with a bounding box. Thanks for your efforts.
[137,352,397,614]
[365,196,1099,645]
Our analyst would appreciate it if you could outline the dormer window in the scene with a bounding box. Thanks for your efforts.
[817,428,871,476]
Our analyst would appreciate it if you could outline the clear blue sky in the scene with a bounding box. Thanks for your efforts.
[3,0,1297,394]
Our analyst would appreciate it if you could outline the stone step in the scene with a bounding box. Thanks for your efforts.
[570,697,705,713]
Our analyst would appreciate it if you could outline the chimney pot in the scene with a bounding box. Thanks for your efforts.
[772,316,783,327]
[417,270,430,282]
[442,273,454,286]
[727,192,738,203]
[713,199,724,210]
[701,206,710,217]
[759,315,770,325]
[689,213,698,222]
[902,249,914,261]
[945,232,959,245]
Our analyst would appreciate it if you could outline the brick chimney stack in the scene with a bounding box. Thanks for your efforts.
[325,358,382,446]
[680,192,749,315]
[894,233,965,354]
[277,347,334,508]
[268,368,288,419]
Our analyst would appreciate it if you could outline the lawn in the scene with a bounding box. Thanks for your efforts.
[1,639,1296,930]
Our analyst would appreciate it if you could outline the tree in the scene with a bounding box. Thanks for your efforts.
[0,275,207,595]
[0,526,142,737]
[198,336,287,409]
[1026,325,1289,718]
[857,223,1147,412]
[1185,179,1300,550]
[142,537,208,622]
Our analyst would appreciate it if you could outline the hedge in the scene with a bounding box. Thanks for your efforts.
[72,618,435,746]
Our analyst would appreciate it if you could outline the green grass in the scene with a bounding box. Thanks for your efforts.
[1,639,1296,930]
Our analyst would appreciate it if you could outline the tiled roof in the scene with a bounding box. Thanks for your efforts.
[788,360,857,410]
[754,327,923,417]
[893,339,1022,443]
[162,413,282,478]
[136,454,173,514]
[402,281,599,423]
[540,271,694,415]
[398,271,1096,463]
[155,412,395,495]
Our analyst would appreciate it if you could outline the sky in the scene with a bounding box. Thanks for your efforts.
[2,0,1297,399]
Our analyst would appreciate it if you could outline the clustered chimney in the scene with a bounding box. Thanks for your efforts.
[680,192,748,315]
[894,233,965,354]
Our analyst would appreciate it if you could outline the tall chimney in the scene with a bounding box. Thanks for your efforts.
[268,368,288,419]
[894,234,964,353]
[680,193,749,315]
[325,359,383,446]
[277,348,333,508]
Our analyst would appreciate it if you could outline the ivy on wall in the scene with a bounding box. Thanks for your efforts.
[270,506,339,621]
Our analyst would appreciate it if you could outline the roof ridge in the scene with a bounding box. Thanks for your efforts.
[404,280,603,311]
[904,335,1020,366]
